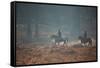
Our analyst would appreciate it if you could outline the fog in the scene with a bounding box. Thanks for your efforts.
[16,3,97,44]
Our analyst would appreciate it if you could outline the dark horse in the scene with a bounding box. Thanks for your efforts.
[51,35,68,45]
[78,36,92,46]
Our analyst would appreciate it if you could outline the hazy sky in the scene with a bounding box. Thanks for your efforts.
[16,3,97,41]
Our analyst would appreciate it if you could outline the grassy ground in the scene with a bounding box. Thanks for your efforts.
[16,43,97,65]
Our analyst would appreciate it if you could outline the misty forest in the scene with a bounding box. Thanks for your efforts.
[16,3,97,65]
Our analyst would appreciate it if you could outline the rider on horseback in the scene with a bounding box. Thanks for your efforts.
[58,29,62,38]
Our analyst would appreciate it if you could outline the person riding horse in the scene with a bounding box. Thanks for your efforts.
[78,31,92,46]
[51,29,68,45]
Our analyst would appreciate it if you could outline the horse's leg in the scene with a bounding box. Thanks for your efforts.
[81,41,84,47]
[82,43,85,47]
[89,40,92,46]
[81,39,83,46]
[64,40,66,47]
[86,39,89,46]
[58,42,60,47]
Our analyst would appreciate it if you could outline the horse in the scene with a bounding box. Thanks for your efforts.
[51,35,68,46]
[78,36,92,46]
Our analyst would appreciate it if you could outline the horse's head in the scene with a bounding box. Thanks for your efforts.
[50,35,58,39]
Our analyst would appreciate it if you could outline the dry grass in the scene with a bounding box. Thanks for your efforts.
[16,43,97,65]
